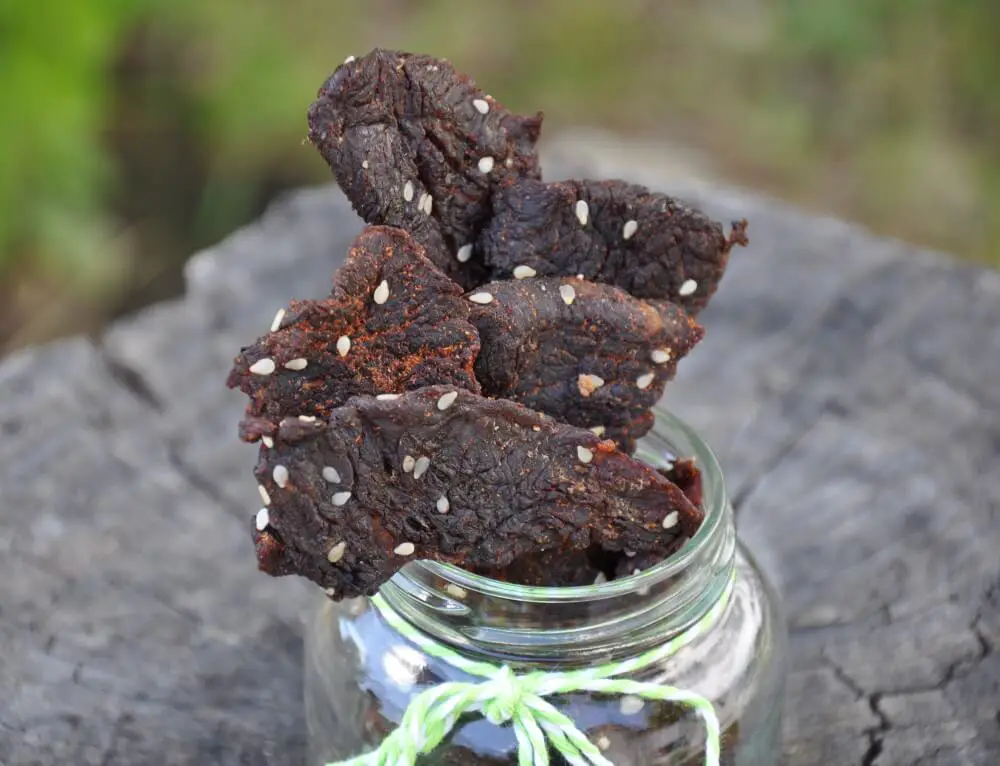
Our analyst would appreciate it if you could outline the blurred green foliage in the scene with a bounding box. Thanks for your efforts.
[2,0,998,348]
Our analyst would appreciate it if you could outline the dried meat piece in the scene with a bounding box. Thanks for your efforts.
[468,277,704,450]
[479,178,748,315]
[251,386,702,599]
[226,226,480,433]
[477,547,602,587]
[660,458,703,509]
[307,49,544,288]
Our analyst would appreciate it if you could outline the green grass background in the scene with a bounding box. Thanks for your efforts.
[2,0,998,349]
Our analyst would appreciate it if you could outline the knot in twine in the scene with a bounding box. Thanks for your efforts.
[329,574,735,766]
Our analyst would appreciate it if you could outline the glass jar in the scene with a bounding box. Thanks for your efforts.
[304,409,787,765]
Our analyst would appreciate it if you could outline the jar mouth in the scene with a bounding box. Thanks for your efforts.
[402,407,726,603]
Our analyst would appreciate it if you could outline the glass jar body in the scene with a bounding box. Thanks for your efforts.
[304,411,787,765]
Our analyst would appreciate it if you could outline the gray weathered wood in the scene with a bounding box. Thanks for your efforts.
[1,137,997,765]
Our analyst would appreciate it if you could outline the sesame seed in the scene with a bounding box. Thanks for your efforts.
[577,445,594,464]
[336,335,351,357]
[282,358,307,371]
[394,542,416,556]
[473,98,489,114]
[513,265,537,279]
[576,273,585,280]
[322,466,341,483]
[376,393,400,400]
[412,456,431,480]
[662,511,679,529]
[559,284,576,305]
[636,372,655,390]
[679,279,698,296]
[444,583,466,599]
[402,455,415,473]
[403,181,414,201]
[373,279,390,305]
[332,491,352,506]
[456,244,473,262]
[249,358,276,375]
[632,567,641,575]
[436,495,450,513]
[619,696,645,716]
[361,159,369,169]
[437,391,459,411]
[261,435,274,448]
[418,192,433,215]
[623,219,638,240]
[651,348,671,364]
[327,540,347,563]
[596,735,611,751]
[324,587,337,597]
[257,484,271,505]
[270,308,286,332]
[298,414,317,423]
[637,584,651,597]
[343,55,355,64]
[577,374,605,397]
[468,292,493,305]
[272,465,289,488]
[625,550,637,558]
[478,156,495,174]
[589,425,606,437]
[593,572,608,585]
[255,508,270,531]
[504,157,513,168]
[574,199,589,226]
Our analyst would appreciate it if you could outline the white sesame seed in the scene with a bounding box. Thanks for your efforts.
[477,156,495,174]
[322,466,341,483]
[679,279,698,296]
[249,358,276,376]
[589,425,606,437]
[376,393,400,400]
[559,284,576,305]
[662,511,679,529]
[468,292,493,305]
[255,508,270,531]
[437,391,459,411]
[283,358,307,371]
[257,484,271,505]
[577,374,605,397]
[473,98,489,114]
[337,335,351,357]
[637,584,651,597]
[619,695,645,716]
[394,542,416,556]
[270,308,286,332]
[625,550,637,558]
[574,199,589,226]
[324,587,337,597]
[632,567,641,575]
[596,735,611,751]
[444,583,466,599]
[636,372,655,390]
[272,464,289,488]
[418,192,433,215]
[327,540,347,563]
[373,279,390,305]
[344,55,355,64]
[651,348,671,364]
[412,456,431,480]
[456,244,473,262]
[436,495,450,513]
[298,414,317,423]
[261,435,274,448]
[623,219,638,240]
[361,159,369,169]
[513,265,537,279]
[403,181,414,202]
[593,571,608,585]
[332,491,352,506]
[504,157,513,168]
[402,455,415,473]
[577,445,594,464]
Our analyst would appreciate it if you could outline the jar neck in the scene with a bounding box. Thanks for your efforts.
[379,409,736,666]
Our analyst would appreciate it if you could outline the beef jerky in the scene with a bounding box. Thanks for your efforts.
[660,458,703,509]
[251,386,702,599]
[479,178,748,315]
[468,277,704,450]
[226,226,480,434]
[477,546,602,587]
[307,49,544,288]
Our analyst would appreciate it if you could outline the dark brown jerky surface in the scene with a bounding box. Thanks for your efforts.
[226,227,480,434]
[469,277,704,450]
[661,458,703,509]
[479,178,749,315]
[251,386,701,599]
[307,49,544,288]
[477,546,602,587]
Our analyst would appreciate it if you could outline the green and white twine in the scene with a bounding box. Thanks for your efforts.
[329,575,735,766]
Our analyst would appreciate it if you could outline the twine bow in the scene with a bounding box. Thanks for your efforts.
[329,576,734,766]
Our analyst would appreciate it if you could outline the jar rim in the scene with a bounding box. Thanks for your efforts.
[401,407,726,603]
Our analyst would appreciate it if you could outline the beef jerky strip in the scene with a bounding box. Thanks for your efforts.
[468,277,704,451]
[660,458,703,509]
[477,547,602,587]
[307,49,544,288]
[250,385,702,599]
[226,226,480,434]
[479,178,749,315]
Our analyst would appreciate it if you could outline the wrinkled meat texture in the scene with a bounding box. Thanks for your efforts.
[251,386,702,598]
[479,178,748,315]
[226,226,480,434]
[308,49,544,288]
[469,277,704,451]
